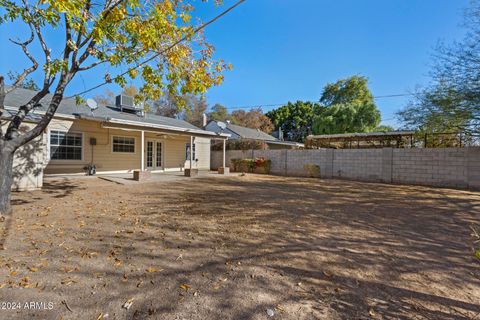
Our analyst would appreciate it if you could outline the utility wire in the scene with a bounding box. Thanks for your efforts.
[219,93,416,111]
[66,0,246,99]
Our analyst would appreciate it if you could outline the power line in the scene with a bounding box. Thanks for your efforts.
[66,0,246,99]
[218,93,416,111]
[374,93,415,99]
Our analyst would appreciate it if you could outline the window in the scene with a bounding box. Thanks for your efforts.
[113,136,135,153]
[50,130,82,160]
[186,143,196,160]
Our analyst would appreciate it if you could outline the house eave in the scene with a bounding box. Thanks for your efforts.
[4,105,230,139]
[75,114,230,139]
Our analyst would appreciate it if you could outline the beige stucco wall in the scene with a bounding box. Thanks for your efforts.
[5,117,211,190]
[44,118,211,174]
[1,122,46,191]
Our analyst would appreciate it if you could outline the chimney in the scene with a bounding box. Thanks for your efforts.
[202,113,207,127]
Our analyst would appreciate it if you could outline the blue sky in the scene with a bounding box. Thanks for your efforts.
[196,0,470,127]
[0,0,471,127]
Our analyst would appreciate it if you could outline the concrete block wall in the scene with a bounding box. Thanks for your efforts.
[211,147,480,190]
[332,149,383,181]
[211,150,251,169]
[254,150,286,175]
[467,148,480,189]
[392,148,469,188]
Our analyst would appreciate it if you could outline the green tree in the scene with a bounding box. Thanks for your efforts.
[374,124,395,132]
[313,103,380,134]
[320,75,374,106]
[313,76,381,134]
[208,103,230,122]
[398,84,469,133]
[266,101,319,142]
[0,0,236,214]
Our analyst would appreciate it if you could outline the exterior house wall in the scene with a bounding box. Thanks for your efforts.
[45,118,142,174]
[44,119,211,174]
[2,122,46,191]
[3,117,212,190]
[212,147,480,190]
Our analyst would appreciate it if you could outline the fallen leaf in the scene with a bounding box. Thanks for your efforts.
[179,284,190,291]
[122,298,134,310]
[146,267,162,273]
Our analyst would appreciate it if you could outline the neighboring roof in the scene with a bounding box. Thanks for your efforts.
[226,123,277,141]
[3,87,225,137]
[206,120,277,141]
[307,131,416,140]
[266,140,305,147]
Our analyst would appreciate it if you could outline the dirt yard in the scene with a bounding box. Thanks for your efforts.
[0,173,479,320]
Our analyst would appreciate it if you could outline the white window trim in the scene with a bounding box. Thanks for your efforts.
[47,128,84,162]
[185,142,197,161]
[111,135,137,154]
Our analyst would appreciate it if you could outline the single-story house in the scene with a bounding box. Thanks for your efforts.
[205,120,304,149]
[2,87,228,191]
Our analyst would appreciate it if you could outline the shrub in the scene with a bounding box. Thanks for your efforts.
[303,163,320,178]
[211,139,268,151]
[230,157,271,174]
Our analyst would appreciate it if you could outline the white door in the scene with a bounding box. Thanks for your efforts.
[145,140,163,170]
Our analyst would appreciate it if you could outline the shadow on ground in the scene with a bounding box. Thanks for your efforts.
[0,174,479,319]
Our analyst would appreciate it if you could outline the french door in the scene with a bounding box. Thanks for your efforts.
[146,140,163,170]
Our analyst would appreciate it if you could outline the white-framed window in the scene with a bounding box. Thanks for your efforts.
[49,130,83,160]
[186,143,196,160]
[112,136,135,153]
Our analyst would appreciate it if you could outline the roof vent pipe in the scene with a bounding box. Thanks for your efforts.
[202,113,207,127]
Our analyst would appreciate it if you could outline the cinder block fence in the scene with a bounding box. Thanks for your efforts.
[211,147,480,190]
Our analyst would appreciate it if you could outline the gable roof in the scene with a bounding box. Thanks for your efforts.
[3,87,223,137]
[226,123,277,141]
[206,120,277,141]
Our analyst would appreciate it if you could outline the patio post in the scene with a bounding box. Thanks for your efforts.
[141,130,145,171]
[222,138,226,168]
[218,138,229,174]
[190,135,193,169]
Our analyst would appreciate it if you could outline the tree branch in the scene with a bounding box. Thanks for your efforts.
[75,0,126,69]
[77,59,108,71]
[4,87,50,143]
[0,76,5,140]
[11,73,72,148]
[71,0,92,65]
[23,3,53,88]
[5,25,38,94]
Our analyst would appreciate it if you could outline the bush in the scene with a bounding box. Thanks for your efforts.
[303,163,320,178]
[231,157,271,174]
[211,139,268,151]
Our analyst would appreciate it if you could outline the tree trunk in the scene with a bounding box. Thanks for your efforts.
[0,150,14,215]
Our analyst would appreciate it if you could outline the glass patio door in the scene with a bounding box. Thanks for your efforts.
[145,140,163,170]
